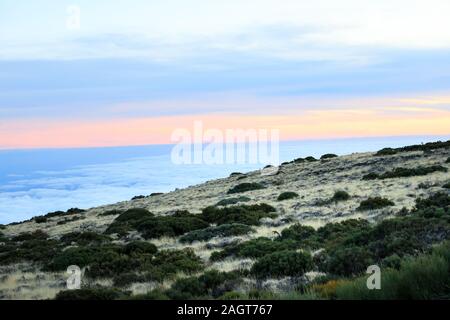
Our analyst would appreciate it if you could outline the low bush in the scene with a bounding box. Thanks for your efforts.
[99,209,123,217]
[166,270,241,299]
[251,250,313,278]
[60,232,111,245]
[277,192,299,201]
[305,156,317,162]
[34,216,48,224]
[210,237,298,261]
[227,183,265,194]
[320,154,338,160]
[331,190,350,202]
[335,242,450,299]
[201,203,276,226]
[375,148,397,156]
[106,208,209,239]
[363,165,447,180]
[216,196,251,206]
[122,241,157,255]
[179,224,254,243]
[55,288,126,300]
[357,197,394,211]
[280,224,316,243]
[446,157,450,163]
[320,246,374,276]
[444,182,450,189]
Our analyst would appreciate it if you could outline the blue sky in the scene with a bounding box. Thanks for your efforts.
[1,0,450,148]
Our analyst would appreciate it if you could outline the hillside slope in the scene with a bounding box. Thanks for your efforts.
[1,141,449,299]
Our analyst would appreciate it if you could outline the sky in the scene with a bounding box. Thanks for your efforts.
[1,0,450,149]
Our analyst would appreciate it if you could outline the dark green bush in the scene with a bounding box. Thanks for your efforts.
[34,216,48,224]
[357,197,394,211]
[320,246,374,276]
[179,224,254,243]
[251,250,313,278]
[60,232,111,245]
[362,172,379,180]
[99,209,123,216]
[211,237,298,261]
[167,270,240,299]
[363,165,447,180]
[446,157,450,163]
[55,288,126,300]
[277,192,299,201]
[216,196,251,206]
[280,224,316,243]
[201,203,276,226]
[106,208,209,239]
[227,182,265,194]
[336,242,450,299]
[331,190,350,202]
[152,249,204,275]
[12,230,49,242]
[375,148,397,156]
[122,241,157,255]
[444,182,450,189]
[137,215,209,239]
[320,154,338,160]
[305,156,317,162]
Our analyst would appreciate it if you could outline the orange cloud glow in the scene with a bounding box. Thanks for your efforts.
[1,106,449,149]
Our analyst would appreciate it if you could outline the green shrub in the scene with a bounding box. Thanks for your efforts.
[446,157,450,163]
[12,230,49,242]
[128,289,169,300]
[251,250,313,278]
[122,241,157,255]
[375,148,397,156]
[443,182,450,189]
[216,196,251,206]
[60,232,111,245]
[305,156,317,162]
[98,209,123,216]
[336,242,450,299]
[105,208,154,235]
[48,247,101,271]
[137,215,209,239]
[364,165,447,180]
[201,203,276,226]
[166,270,242,299]
[106,208,209,239]
[379,147,399,156]
[34,216,48,224]
[55,288,126,300]
[179,224,254,243]
[320,154,338,160]
[227,182,265,194]
[152,249,204,275]
[210,237,299,261]
[277,192,299,201]
[362,172,379,180]
[321,246,374,276]
[357,197,394,211]
[280,224,316,243]
[331,190,350,202]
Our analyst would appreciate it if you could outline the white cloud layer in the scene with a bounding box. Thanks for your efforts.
[1,0,450,61]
